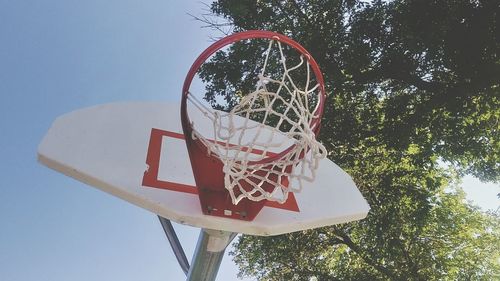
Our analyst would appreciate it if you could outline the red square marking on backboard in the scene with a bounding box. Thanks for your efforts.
[142,128,299,212]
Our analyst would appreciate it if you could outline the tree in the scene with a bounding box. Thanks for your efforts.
[195,0,500,280]
[233,188,500,280]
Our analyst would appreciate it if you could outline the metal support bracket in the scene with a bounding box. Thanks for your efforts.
[158,216,190,275]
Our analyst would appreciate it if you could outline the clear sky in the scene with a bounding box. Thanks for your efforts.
[0,1,497,281]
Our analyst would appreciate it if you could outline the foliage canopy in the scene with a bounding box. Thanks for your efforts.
[196,0,500,280]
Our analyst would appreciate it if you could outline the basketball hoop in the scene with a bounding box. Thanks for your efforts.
[181,30,327,221]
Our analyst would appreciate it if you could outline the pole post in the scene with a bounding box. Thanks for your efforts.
[186,229,237,281]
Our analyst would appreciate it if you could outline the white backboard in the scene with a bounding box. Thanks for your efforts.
[38,102,369,236]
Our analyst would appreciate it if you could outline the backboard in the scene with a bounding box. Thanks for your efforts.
[38,102,370,236]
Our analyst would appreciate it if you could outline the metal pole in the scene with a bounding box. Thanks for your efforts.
[186,229,237,281]
[158,216,190,275]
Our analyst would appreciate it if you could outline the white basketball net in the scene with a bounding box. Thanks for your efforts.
[188,39,327,204]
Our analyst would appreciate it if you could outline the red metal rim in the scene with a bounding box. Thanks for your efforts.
[181,30,326,165]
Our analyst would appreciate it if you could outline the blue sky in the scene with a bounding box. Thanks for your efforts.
[0,1,497,281]
[0,1,248,280]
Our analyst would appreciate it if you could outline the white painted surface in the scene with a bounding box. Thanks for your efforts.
[38,102,370,236]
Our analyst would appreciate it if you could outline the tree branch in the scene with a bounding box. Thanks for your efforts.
[336,231,400,280]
